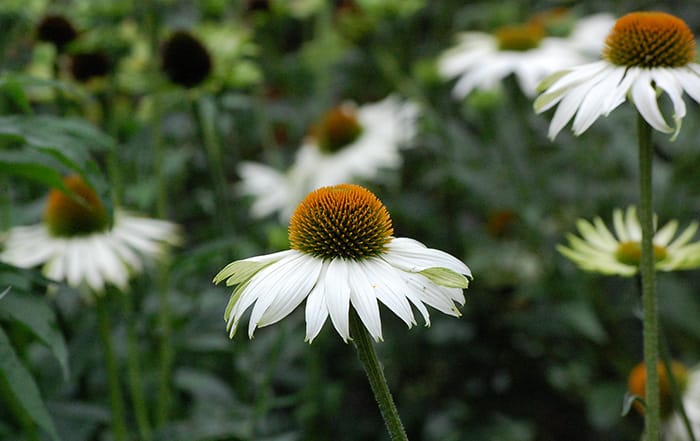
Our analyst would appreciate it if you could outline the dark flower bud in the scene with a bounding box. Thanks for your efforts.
[36,14,78,50]
[69,51,112,82]
[161,30,212,88]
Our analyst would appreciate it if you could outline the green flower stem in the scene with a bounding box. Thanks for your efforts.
[349,311,409,441]
[120,292,153,441]
[137,0,173,424]
[638,114,660,441]
[96,297,128,441]
[194,94,232,233]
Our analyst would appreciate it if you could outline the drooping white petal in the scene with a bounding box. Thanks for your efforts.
[257,255,323,328]
[403,271,463,317]
[631,71,673,134]
[358,258,416,327]
[572,67,625,135]
[347,262,383,342]
[325,258,351,341]
[675,67,700,103]
[304,265,329,343]
[383,237,470,277]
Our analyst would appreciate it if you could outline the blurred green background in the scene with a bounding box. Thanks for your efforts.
[3,0,700,440]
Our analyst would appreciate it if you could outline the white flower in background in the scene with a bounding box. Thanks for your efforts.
[214,184,471,343]
[439,11,614,98]
[534,11,700,140]
[557,206,700,276]
[667,365,700,441]
[0,175,181,295]
[238,95,419,221]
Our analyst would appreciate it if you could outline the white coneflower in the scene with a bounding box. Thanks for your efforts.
[535,11,700,140]
[214,184,471,343]
[238,95,419,220]
[439,12,614,98]
[1,175,181,295]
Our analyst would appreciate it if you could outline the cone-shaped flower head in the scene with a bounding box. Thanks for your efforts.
[310,105,364,154]
[628,361,688,418]
[161,30,212,88]
[495,23,545,52]
[36,14,78,50]
[44,175,109,237]
[1,175,181,295]
[214,184,471,343]
[535,11,700,140]
[557,207,700,276]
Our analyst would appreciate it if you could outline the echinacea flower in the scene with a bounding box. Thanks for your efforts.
[438,12,614,98]
[534,11,700,140]
[238,95,419,220]
[214,184,471,343]
[0,175,181,295]
[628,360,700,441]
[557,206,700,276]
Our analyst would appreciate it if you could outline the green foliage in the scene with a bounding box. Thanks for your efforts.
[1,1,700,440]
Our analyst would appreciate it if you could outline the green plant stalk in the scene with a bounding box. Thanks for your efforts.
[249,328,286,440]
[96,297,128,441]
[194,95,232,232]
[638,115,660,441]
[121,292,153,441]
[137,0,173,423]
[350,311,409,441]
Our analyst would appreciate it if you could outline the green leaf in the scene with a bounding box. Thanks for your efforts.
[0,287,9,301]
[0,291,69,379]
[0,327,62,441]
[0,150,68,190]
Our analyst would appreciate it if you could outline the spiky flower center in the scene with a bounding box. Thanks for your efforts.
[44,175,109,237]
[495,23,545,51]
[311,105,363,153]
[615,240,668,266]
[628,361,688,417]
[603,12,696,68]
[288,184,393,260]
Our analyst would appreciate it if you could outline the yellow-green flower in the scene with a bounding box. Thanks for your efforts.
[558,207,700,276]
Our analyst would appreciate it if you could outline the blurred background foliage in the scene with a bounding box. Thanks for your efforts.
[2,0,700,440]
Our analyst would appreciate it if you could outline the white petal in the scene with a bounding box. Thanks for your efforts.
[403,272,463,316]
[325,258,351,341]
[304,265,329,342]
[246,254,321,336]
[359,259,415,327]
[572,67,625,135]
[347,262,383,342]
[383,238,470,276]
[675,67,700,103]
[651,68,687,139]
[631,71,673,134]
[257,256,323,328]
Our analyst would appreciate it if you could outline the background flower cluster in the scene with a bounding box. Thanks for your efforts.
[3,0,700,440]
